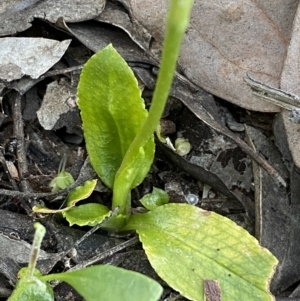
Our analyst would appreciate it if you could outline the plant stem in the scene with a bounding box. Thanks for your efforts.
[27,223,46,279]
[113,0,194,212]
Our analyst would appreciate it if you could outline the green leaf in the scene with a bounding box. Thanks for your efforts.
[124,204,278,301]
[77,44,155,189]
[112,146,147,212]
[41,265,163,301]
[8,268,54,301]
[32,205,69,214]
[50,171,74,192]
[140,187,169,210]
[63,203,110,226]
[63,202,126,229]
[32,180,97,214]
[66,179,97,207]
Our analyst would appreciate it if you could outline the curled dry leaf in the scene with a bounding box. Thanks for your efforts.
[95,1,152,51]
[55,17,153,63]
[127,0,299,112]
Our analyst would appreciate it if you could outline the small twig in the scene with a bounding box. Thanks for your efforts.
[60,207,121,259]
[49,208,139,287]
[11,92,34,214]
[0,176,90,199]
[276,298,300,301]
[41,65,83,79]
[68,236,139,272]
[244,74,300,110]
[48,235,139,289]
[12,92,30,187]
[0,157,96,199]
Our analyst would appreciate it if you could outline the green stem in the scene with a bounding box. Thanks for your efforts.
[27,223,46,279]
[113,0,194,213]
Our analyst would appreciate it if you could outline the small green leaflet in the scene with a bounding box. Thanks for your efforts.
[49,170,74,192]
[62,203,111,226]
[140,187,169,210]
[33,180,98,214]
[33,179,115,228]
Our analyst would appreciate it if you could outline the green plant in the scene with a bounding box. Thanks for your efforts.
[34,0,278,300]
[8,223,163,301]
[49,155,74,192]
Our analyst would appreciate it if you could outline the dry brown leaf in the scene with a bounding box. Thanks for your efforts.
[37,79,78,132]
[127,0,299,112]
[0,0,105,36]
[55,18,152,63]
[278,3,300,170]
[281,3,300,95]
[95,1,152,52]
[0,38,71,81]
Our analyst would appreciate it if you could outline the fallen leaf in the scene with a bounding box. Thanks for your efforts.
[37,78,80,133]
[95,1,152,51]
[0,0,105,36]
[55,18,153,63]
[281,3,300,95]
[127,0,299,112]
[276,3,300,171]
[0,38,71,81]
[0,233,50,264]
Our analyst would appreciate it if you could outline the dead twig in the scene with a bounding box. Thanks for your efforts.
[244,74,300,110]
[68,236,139,273]
[11,92,33,213]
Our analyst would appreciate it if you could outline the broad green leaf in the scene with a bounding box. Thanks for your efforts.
[124,204,278,301]
[8,268,54,301]
[140,187,169,210]
[63,203,110,226]
[77,44,155,189]
[33,180,97,214]
[50,171,74,192]
[41,265,163,301]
